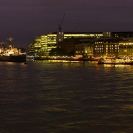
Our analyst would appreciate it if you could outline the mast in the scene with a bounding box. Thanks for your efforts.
[58,13,66,32]
[0,42,4,48]
[7,37,14,49]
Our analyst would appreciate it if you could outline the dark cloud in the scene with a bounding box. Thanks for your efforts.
[0,0,133,48]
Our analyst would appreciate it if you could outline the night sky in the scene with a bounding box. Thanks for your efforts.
[0,0,133,48]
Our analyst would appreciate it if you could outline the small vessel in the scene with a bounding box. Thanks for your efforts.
[98,57,133,65]
[0,37,26,62]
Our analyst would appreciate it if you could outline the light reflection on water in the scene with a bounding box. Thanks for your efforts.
[0,61,133,133]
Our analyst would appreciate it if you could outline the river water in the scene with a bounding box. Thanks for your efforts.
[0,61,133,133]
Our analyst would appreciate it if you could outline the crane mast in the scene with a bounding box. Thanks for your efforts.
[58,13,66,32]
[73,21,81,32]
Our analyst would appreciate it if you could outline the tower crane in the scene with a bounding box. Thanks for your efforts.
[73,21,81,32]
[58,13,66,32]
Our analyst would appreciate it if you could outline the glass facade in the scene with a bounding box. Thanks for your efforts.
[28,32,103,56]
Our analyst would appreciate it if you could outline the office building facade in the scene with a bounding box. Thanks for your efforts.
[28,32,103,56]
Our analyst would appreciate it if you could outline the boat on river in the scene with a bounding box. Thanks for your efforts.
[98,58,133,65]
[0,54,26,62]
[0,37,26,62]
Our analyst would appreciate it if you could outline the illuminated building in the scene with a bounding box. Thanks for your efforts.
[58,37,122,58]
[67,36,133,59]
[111,32,133,38]
[119,38,133,58]
[28,32,103,56]
[74,38,94,58]
[93,38,122,58]
[28,34,57,56]
[28,31,133,58]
